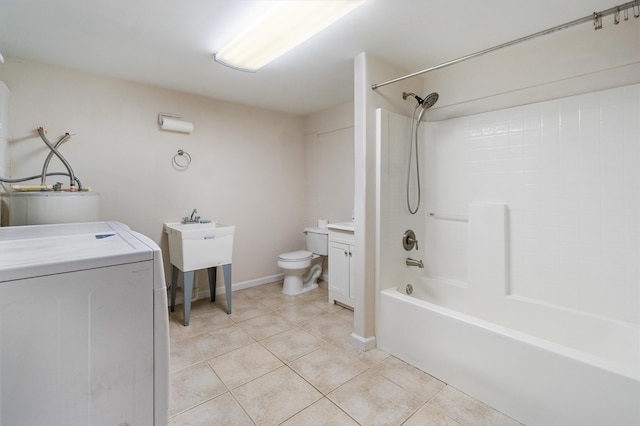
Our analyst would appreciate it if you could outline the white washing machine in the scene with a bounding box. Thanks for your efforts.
[0,221,170,426]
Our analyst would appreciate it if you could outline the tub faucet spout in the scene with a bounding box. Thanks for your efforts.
[406,258,424,268]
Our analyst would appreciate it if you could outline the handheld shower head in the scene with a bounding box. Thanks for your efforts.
[402,91,439,110]
[403,91,439,215]
[415,92,439,122]
[421,92,439,110]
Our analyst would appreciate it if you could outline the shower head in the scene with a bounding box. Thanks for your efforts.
[402,91,439,110]
[421,92,439,110]
[416,92,439,122]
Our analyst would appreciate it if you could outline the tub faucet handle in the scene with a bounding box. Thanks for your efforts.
[403,230,419,251]
[408,236,418,250]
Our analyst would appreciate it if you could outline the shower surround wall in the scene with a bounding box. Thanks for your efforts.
[424,84,639,324]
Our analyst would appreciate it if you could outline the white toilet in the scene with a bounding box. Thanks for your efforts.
[278,227,328,295]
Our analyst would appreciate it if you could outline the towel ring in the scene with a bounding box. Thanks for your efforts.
[173,149,191,170]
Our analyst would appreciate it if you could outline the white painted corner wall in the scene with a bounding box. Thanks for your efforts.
[0,58,355,295]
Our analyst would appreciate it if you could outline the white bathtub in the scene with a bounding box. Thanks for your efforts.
[377,280,640,426]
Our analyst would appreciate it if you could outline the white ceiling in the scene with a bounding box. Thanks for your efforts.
[0,0,618,116]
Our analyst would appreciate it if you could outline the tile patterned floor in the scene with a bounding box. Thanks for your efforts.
[169,280,522,426]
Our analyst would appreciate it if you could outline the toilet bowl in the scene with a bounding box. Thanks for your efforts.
[278,227,328,295]
[278,251,323,295]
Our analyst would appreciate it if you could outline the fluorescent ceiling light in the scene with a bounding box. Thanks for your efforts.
[214,1,364,72]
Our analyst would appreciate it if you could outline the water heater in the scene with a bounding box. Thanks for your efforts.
[8,191,100,226]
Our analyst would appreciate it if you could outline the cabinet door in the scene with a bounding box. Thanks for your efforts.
[329,241,350,298]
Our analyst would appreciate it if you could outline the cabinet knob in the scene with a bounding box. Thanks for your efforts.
[344,251,348,256]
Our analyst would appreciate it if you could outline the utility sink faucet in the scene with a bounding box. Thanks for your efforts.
[182,209,201,224]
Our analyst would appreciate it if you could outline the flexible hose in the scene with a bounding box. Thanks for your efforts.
[37,127,77,191]
[41,133,70,185]
[406,104,421,214]
[0,172,83,190]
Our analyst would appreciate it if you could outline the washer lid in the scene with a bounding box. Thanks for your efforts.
[278,250,312,262]
[0,221,156,282]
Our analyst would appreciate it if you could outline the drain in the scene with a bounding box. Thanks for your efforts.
[405,283,413,295]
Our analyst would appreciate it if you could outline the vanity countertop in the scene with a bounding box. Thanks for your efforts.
[327,221,355,232]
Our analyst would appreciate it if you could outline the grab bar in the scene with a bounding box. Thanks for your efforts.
[428,212,468,222]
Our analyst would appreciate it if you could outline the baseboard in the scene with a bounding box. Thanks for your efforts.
[350,332,376,352]
[168,273,284,306]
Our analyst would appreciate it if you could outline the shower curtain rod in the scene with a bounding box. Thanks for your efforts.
[371,0,640,90]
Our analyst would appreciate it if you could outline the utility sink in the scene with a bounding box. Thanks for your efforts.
[164,222,235,271]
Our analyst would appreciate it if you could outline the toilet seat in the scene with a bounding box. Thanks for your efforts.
[278,250,313,271]
[278,250,313,262]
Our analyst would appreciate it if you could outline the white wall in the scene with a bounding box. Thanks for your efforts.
[1,58,307,291]
[303,101,354,228]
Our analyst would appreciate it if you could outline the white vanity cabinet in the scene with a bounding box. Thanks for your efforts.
[327,222,355,308]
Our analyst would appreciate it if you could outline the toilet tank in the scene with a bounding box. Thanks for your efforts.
[304,227,328,255]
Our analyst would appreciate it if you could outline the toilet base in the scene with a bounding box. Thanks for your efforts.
[281,262,323,296]
[282,276,318,296]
